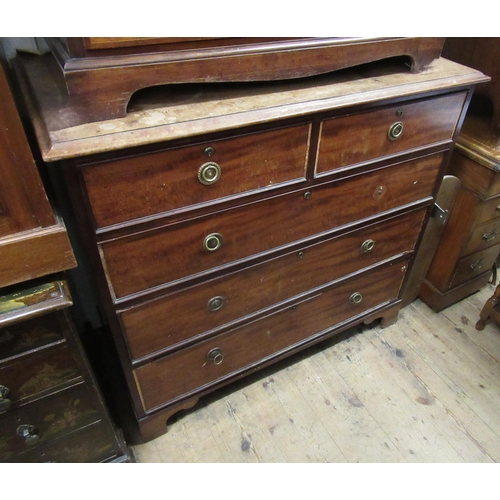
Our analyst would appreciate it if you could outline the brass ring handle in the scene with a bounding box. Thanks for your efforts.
[207,347,224,365]
[198,162,221,185]
[0,385,11,412]
[349,292,363,304]
[17,424,40,446]
[203,233,223,252]
[388,121,404,141]
[361,239,375,253]
[207,296,224,312]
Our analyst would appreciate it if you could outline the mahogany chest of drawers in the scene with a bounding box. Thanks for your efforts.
[14,52,487,443]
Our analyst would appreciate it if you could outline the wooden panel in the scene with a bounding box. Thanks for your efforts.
[0,384,100,461]
[83,37,226,50]
[121,209,426,361]
[134,259,408,412]
[101,153,442,299]
[0,344,81,411]
[316,93,466,175]
[82,124,311,228]
[477,195,500,225]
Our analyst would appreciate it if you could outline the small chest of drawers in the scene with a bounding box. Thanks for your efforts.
[15,53,487,443]
[0,279,129,462]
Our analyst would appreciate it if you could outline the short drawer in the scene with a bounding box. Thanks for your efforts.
[450,243,500,289]
[9,421,123,463]
[0,313,68,363]
[0,344,81,414]
[0,383,100,461]
[134,258,408,412]
[476,196,500,226]
[120,208,426,360]
[102,152,443,299]
[82,124,311,228]
[464,220,500,255]
[315,92,466,175]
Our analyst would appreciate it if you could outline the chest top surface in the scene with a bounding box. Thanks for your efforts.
[14,53,488,163]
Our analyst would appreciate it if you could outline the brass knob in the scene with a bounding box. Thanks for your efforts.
[482,229,499,242]
[361,239,375,253]
[207,347,224,365]
[388,121,404,141]
[207,296,224,312]
[203,233,223,252]
[0,385,11,412]
[198,162,221,185]
[17,424,40,446]
[349,292,363,304]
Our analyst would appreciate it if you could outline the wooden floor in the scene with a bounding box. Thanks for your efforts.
[131,283,500,463]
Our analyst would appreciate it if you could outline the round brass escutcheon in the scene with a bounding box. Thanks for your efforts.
[361,239,375,253]
[388,121,404,141]
[349,292,363,305]
[203,233,223,252]
[207,347,224,365]
[198,162,221,185]
[207,296,225,312]
[303,191,312,200]
[297,251,305,259]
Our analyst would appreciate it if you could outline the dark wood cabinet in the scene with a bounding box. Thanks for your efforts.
[13,47,487,443]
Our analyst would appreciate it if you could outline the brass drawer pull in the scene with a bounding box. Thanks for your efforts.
[17,424,40,446]
[349,292,363,304]
[203,233,224,252]
[198,162,221,185]
[0,385,11,411]
[207,296,225,312]
[482,229,499,242]
[207,347,224,365]
[470,258,485,272]
[388,121,404,141]
[361,239,375,253]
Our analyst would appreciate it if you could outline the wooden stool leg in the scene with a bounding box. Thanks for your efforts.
[476,284,500,330]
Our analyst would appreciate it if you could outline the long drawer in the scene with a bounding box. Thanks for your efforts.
[102,152,443,299]
[0,344,81,412]
[315,92,465,175]
[82,124,311,229]
[120,209,426,361]
[134,258,408,412]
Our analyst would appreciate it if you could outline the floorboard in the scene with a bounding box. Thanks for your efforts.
[132,283,500,463]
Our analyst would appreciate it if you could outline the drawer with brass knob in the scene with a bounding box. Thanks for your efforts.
[0,384,100,461]
[315,92,466,176]
[119,208,426,361]
[81,124,311,229]
[133,258,409,412]
[102,152,442,299]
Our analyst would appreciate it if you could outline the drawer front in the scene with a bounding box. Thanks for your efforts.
[82,125,310,228]
[0,384,100,461]
[0,313,67,362]
[450,243,500,289]
[464,220,500,255]
[121,209,426,360]
[477,196,500,226]
[9,421,122,463]
[0,344,81,413]
[134,259,408,411]
[103,153,442,299]
[315,92,465,175]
